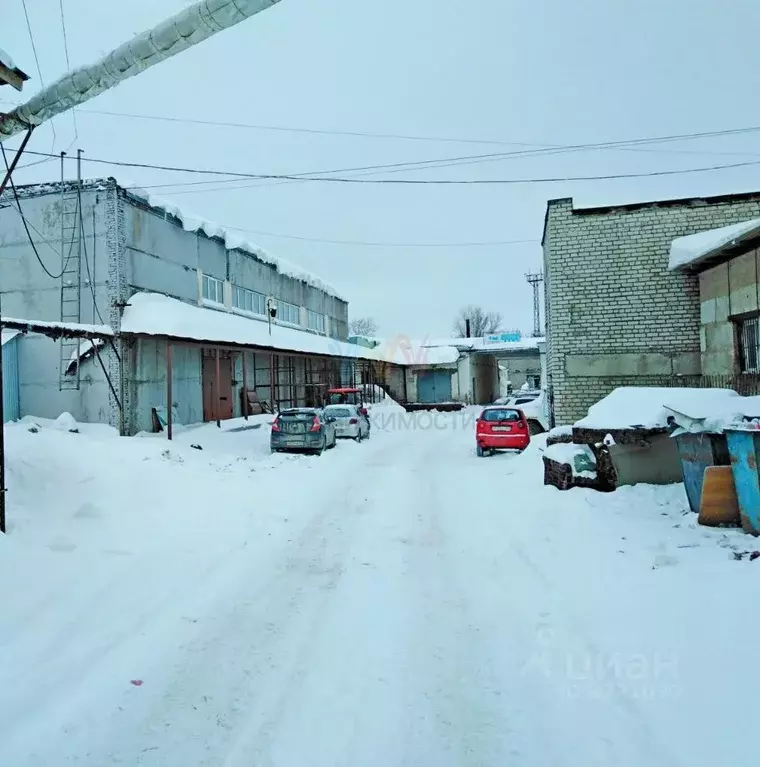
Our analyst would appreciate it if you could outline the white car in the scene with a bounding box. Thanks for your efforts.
[323,404,371,441]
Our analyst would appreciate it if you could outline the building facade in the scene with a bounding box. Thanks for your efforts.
[0,178,349,432]
[543,191,760,425]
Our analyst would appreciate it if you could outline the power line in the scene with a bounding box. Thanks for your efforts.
[38,105,760,159]
[20,0,57,150]
[21,147,760,185]
[1,144,76,280]
[221,228,538,248]
[57,0,79,144]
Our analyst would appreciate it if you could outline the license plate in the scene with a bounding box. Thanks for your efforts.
[493,426,512,432]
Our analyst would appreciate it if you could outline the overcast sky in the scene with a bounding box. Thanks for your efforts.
[5,0,760,338]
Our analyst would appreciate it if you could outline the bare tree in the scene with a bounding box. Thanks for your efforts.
[453,305,503,337]
[350,317,378,337]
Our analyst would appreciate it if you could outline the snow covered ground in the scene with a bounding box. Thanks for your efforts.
[0,408,758,766]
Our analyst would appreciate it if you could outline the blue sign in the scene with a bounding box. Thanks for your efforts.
[485,331,522,344]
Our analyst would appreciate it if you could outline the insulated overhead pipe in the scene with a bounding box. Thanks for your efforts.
[0,0,282,142]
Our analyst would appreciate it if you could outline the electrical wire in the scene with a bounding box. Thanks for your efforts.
[77,179,105,324]
[219,227,537,248]
[20,147,760,185]
[0,144,77,280]
[39,105,760,159]
[57,0,79,146]
[20,0,57,152]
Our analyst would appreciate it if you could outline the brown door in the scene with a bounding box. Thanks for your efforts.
[202,349,234,422]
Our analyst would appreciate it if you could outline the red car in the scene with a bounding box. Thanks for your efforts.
[475,406,530,456]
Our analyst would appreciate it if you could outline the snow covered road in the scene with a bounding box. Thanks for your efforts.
[1,409,759,766]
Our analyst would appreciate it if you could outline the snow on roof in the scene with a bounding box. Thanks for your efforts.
[574,387,741,431]
[422,336,544,352]
[0,48,16,71]
[668,218,760,271]
[1,316,114,338]
[120,183,346,302]
[5,177,346,302]
[120,292,459,366]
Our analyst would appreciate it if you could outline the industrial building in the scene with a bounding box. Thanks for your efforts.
[542,190,760,426]
[0,177,457,433]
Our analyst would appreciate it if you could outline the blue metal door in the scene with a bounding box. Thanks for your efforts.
[417,370,452,403]
[2,334,20,423]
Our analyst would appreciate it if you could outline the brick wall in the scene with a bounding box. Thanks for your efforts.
[543,194,760,425]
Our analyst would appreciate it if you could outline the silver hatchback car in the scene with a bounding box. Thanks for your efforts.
[323,404,371,442]
[270,408,337,455]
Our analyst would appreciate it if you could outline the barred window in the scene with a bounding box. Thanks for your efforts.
[738,315,760,373]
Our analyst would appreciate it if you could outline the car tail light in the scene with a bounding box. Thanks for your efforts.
[310,416,322,432]
[349,418,358,424]
[271,418,280,432]
[476,419,486,432]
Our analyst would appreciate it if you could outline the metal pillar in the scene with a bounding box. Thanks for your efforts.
[166,342,173,440]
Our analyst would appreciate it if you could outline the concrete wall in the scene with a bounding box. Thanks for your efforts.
[698,251,760,375]
[544,194,760,425]
[124,195,349,340]
[496,350,541,391]
[0,184,116,424]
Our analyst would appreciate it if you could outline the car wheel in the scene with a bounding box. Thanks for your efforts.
[355,432,362,442]
[314,437,326,456]
[476,445,484,457]
[328,433,337,449]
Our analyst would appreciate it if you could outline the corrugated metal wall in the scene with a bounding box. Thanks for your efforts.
[2,333,20,422]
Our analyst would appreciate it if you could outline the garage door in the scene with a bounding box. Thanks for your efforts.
[417,370,452,403]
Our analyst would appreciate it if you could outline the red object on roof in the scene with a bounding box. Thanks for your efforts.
[327,387,361,394]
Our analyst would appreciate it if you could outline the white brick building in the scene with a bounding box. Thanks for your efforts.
[542,191,760,426]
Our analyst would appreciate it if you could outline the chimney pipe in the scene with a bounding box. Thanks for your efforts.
[465,319,471,338]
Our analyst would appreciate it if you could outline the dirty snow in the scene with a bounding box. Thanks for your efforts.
[575,387,740,431]
[0,315,113,337]
[668,218,760,271]
[1,409,759,766]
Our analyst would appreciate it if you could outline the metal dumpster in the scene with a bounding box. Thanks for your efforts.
[725,428,760,535]
[674,432,731,514]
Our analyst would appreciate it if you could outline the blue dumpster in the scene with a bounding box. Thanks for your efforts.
[725,429,760,535]
[674,432,731,514]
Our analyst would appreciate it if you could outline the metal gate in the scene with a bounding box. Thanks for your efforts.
[417,370,452,403]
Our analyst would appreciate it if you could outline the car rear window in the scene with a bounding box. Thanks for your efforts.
[515,397,536,405]
[482,408,521,422]
[326,407,352,417]
[280,411,317,421]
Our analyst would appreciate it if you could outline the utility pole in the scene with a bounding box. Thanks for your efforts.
[525,271,544,337]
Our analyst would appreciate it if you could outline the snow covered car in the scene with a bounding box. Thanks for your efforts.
[270,408,337,455]
[323,404,370,441]
[475,406,530,456]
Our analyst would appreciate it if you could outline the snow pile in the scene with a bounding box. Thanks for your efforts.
[574,387,740,431]
[547,424,573,439]
[544,442,597,478]
[668,218,760,271]
[122,185,345,301]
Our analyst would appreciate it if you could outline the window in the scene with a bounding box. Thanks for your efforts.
[738,314,760,372]
[306,309,326,333]
[202,274,224,304]
[277,300,300,325]
[232,285,266,316]
[482,408,522,422]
